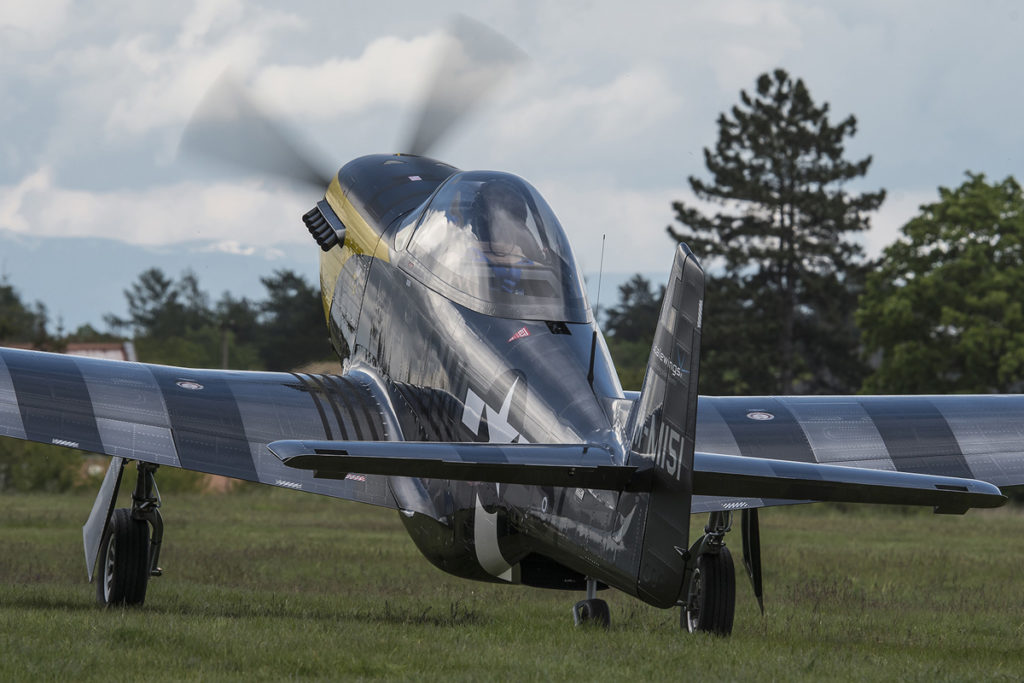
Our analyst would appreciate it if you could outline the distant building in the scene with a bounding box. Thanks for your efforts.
[65,342,137,362]
[1,341,137,362]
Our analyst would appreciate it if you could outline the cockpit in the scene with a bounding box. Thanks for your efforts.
[395,171,591,322]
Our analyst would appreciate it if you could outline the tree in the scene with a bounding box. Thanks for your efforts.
[107,268,261,368]
[668,69,883,394]
[215,292,263,369]
[103,267,330,370]
[258,270,332,370]
[0,438,80,492]
[858,173,1024,394]
[216,292,262,348]
[106,268,213,339]
[0,279,51,348]
[65,324,121,343]
[603,275,664,390]
[604,275,663,342]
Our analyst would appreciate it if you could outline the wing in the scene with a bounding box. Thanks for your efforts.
[0,347,396,508]
[2,347,1014,515]
[691,394,1024,512]
[691,451,1002,514]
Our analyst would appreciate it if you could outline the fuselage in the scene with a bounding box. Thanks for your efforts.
[315,154,656,597]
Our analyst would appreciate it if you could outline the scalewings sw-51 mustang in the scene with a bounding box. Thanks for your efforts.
[1,19,1021,634]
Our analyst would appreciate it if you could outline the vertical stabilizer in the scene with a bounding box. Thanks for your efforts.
[628,243,705,606]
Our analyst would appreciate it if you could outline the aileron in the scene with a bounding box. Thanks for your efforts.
[693,451,1005,514]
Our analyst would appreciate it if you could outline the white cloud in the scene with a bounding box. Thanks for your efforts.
[524,0,804,96]
[0,167,310,249]
[692,0,805,88]
[252,32,447,118]
[701,0,797,30]
[862,188,935,258]
[178,0,245,50]
[20,2,304,147]
[195,239,255,256]
[0,169,49,233]
[493,66,683,154]
[103,16,303,138]
[536,177,686,275]
[0,0,70,47]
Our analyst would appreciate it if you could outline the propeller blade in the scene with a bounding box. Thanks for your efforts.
[741,508,765,615]
[179,73,334,191]
[403,15,526,157]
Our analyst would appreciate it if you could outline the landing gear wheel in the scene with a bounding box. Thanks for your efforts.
[96,508,151,607]
[572,598,611,628]
[681,546,735,635]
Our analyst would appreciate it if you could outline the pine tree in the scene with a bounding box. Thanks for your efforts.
[105,268,212,339]
[668,69,883,394]
[603,275,664,390]
[258,270,332,370]
[0,279,50,348]
[604,275,663,343]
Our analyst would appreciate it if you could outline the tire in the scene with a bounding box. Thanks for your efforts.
[573,598,611,628]
[96,508,151,607]
[681,546,735,636]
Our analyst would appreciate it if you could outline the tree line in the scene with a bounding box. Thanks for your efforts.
[606,69,1024,396]
[0,268,333,371]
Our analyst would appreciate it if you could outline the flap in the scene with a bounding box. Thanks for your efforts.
[270,440,638,491]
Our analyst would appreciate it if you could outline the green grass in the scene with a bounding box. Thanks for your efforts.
[1,489,1022,681]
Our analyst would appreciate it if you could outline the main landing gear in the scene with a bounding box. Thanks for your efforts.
[570,510,762,634]
[573,577,610,628]
[679,511,737,636]
[96,462,164,607]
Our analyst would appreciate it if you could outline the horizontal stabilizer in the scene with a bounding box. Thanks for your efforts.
[693,451,1006,513]
[269,440,637,491]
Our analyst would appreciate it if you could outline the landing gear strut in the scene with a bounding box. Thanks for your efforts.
[96,462,164,607]
[572,577,610,628]
[680,511,736,635]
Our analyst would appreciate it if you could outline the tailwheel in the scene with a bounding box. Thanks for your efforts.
[96,508,151,606]
[573,577,610,627]
[681,546,735,635]
[572,598,610,628]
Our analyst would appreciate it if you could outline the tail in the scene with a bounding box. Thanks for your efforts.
[627,243,705,607]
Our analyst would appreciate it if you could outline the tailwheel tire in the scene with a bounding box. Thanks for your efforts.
[681,546,735,636]
[96,508,151,607]
[572,598,611,628]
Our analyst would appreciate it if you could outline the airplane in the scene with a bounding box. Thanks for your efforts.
[1,19,1022,636]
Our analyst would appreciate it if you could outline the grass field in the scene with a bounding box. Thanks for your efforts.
[1,488,1022,681]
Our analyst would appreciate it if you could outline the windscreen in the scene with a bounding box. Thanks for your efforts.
[400,171,591,322]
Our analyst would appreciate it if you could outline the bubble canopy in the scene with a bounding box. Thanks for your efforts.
[396,171,591,322]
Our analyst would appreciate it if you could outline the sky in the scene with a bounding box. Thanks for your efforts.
[1,0,1022,328]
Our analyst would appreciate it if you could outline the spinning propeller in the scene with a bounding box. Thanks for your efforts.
[179,16,525,191]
